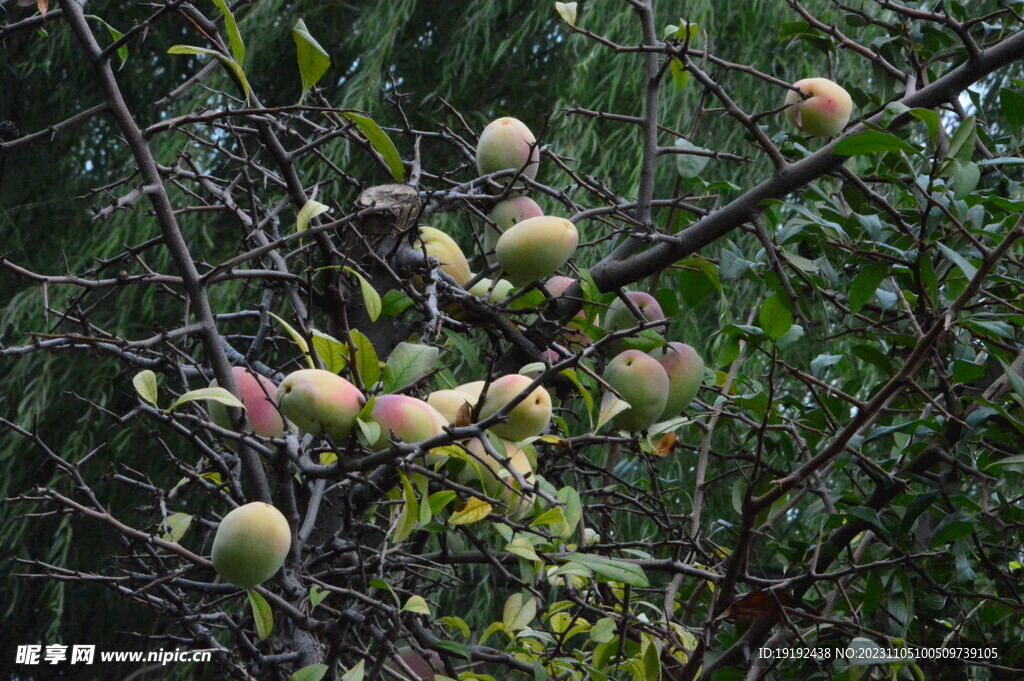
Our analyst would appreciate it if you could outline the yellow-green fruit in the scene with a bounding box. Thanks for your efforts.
[277,369,364,440]
[463,438,536,517]
[603,291,665,335]
[477,374,552,441]
[468,276,515,304]
[603,350,669,432]
[785,78,853,137]
[415,226,472,286]
[211,502,291,587]
[368,395,448,450]
[495,216,578,286]
[476,117,540,180]
[209,367,285,438]
[649,342,705,418]
[456,380,486,403]
[427,389,476,424]
[485,196,543,250]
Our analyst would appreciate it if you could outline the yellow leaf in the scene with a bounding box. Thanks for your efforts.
[449,497,492,525]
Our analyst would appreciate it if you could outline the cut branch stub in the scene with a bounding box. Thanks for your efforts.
[347,184,422,258]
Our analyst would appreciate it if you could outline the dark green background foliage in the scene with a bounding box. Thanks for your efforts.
[1,0,1023,680]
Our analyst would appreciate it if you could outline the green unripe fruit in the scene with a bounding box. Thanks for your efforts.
[477,374,552,441]
[650,342,705,418]
[603,350,669,432]
[603,291,665,334]
[468,276,515,303]
[495,216,578,287]
[415,226,472,287]
[476,117,540,180]
[211,502,291,587]
[277,369,364,440]
[485,196,543,250]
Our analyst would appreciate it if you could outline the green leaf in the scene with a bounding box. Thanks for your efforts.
[167,45,250,101]
[810,353,843,378]
[952,359,987,383]
[381,289,415,316]
[776,323,804,349]
[642,633,661,681]
[167,387,244,413]
[947,115,976,160]
[212,0,245,65]
[758,294,792,339]
[428,490,457,514]
[997,357,1024,402]
[907,107,939,143]
[531,506,566,527]
[929,512,974,547]
[395,473,418,542]
[416,472,432,527]
[935,242,978,281]
[311,329,348,374]
[430,640,471,661]
[834,130,920,157]
[590,617,616,643]
[297,199,329,233]
[292,19,330,102]
[562,553,649,587]
[449,497,492,525]
[678,257,720,308]
[344,266,382,322]
[673,137,710,179]
[167,44,223,58]
[987,454,1024,470]
[340,660,364,681]
[339,112,405,183]
[402,594,432,615]
[554,486,582,539]
[669,58,690,90]
[948,159,980,199]
[133,370,159,406]
[438,615,471,639]
[290,664,329,681]
[503,592,537,632]
[86,15,128,68]
[160,512,192,543]
[1000,89,1024,132]
[247,588,273,640]
[848,263,889,314]
[349,329,380,388]
[559,369,593,430]
[267,312,314,368]
[369,578,399,604]
[506,536,541,562]
[309,584,329,610]
[383,342,439,393]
